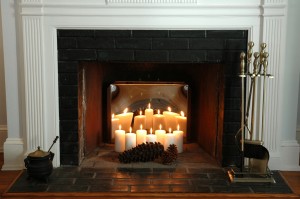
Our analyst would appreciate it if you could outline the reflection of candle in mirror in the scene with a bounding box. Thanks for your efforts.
[125,127,136,150]
[155,124,166,146]
[153,109,165,131]
[173,124,183,153]
[133,110,146,132]
[115,108,133,133]
[111,114,119,140]
[146,128,157,143]
[164,128,175,150]
[145,103,153,130]
[163,107,179,131]
[175,111,187,138]
[115,125,125,152]
[136,124,147,145]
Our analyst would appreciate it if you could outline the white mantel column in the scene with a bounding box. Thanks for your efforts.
[1,0,24,170]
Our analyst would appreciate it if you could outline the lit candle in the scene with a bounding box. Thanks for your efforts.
[153,109,165,131]
[164,128,175,150]
[173,124,183,153]
[145,103,154,130]
[136,124,147,145]
[146,128,157,143]
[111,114,119,140]
[175,111,187,138]
[125,127,136,150]
[115,125,125,152]
[155,124,166,146]
[115,108,134,134]
[133,110,146,132]
[163,107,179,132]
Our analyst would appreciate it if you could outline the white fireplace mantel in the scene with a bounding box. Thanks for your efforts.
[1,0,299,171]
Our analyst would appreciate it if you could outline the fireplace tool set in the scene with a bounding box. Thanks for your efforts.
[227,42,275,183]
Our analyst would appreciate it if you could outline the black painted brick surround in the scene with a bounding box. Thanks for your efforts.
[57,30,248,166]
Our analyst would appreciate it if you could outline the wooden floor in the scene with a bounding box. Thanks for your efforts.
[1,153,300,199]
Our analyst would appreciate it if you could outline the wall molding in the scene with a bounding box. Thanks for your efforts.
[0,125,7,152]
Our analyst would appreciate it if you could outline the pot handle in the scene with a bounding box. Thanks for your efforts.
[24,158,29,168]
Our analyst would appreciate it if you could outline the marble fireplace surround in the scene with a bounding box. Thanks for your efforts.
[2,0,300,170]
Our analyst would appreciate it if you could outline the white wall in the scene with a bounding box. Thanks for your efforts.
[0,1,8,152]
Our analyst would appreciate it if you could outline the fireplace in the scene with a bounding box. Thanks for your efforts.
[58,29,247,166]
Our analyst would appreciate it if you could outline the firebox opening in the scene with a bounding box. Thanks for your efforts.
[78,62,224,165]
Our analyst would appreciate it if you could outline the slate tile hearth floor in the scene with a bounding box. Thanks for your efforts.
[7,144,292,194]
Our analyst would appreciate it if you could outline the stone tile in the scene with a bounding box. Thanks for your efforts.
[153,167,187,173]
[211,186,253,193]
[130,185,170,193]
[131,172,170,179]
[90,185,129,192]
[114,179,150,185]
[171,173,208,179]
[74,178,112,185]
[47,185,89,192]
[9,185,49,193]
[151,179,189,185]
[191,179,229,186]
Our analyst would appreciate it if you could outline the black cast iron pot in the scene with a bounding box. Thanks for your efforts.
[24,146,54,181]
[24,136,59,181]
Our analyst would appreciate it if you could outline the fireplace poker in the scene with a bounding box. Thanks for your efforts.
[48,136,59,152]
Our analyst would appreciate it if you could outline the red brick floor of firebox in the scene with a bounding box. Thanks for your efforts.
[7,143,292,194]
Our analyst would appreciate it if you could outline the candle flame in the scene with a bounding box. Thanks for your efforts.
[158,109,160,114]
[140,124,143,130]
[169,128,172,133]
[119,125,122,130]
[180,111,185,117]
[148,103,151,109]
[177,124,180,131]
[159,124,162,130]
[168,107,171,112]
[139,110,142,115]
[112,114,115,119]
[123,108,128,113]
[150,128,153,134]
[129,127,132,133]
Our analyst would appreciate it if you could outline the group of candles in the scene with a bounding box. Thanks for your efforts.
[112,104,187,153]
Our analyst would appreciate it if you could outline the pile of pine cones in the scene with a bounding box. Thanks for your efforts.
[118,142,178,165]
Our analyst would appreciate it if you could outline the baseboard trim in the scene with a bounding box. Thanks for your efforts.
[1,138,24,171]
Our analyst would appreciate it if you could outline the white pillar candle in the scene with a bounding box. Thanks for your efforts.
[173,125,184,153]
[133,111,146,132]
[145,103,153,130]
[153,110,165,131]
[164,129,175,150]
[125,127,136,150]
[175,111,187,138]
[115,108,133,133]
[136,125,147,145]
[114,125,125,152]
[163,107,179,132]
[111,114,119,140]
[146,128,157,143]
[155,124,166,146]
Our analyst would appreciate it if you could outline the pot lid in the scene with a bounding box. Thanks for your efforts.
[28,146,50,157]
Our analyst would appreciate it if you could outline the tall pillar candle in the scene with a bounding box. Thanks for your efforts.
[153,110,165,131]
[115,126,125,152]
[175,111,187,138]
[136,125,147,145]
[164,130,175,150]
[125,128,136,150]
[145,103,153,130]
[111,114,119,140]
[173,125,184,153]
[163,107,179,132]
[155,125,166,146]
[115,108,133,133]
[133,111,145,132]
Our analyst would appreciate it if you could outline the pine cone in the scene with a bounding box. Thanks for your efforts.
[161,144,178,165]
[118,142,164,163]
